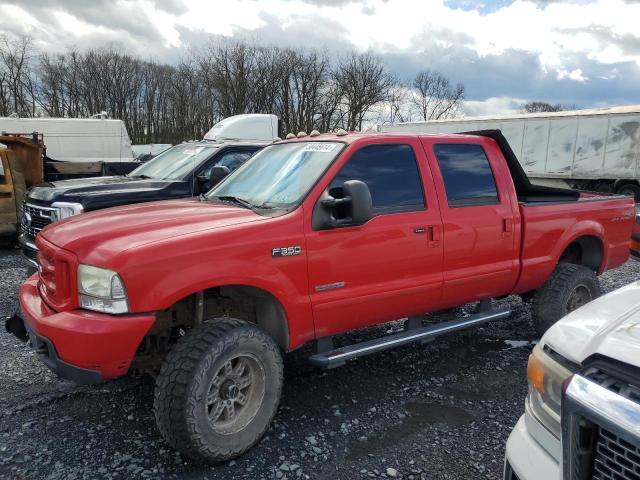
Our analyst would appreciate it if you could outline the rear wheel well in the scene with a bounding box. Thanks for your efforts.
[558,235,603,272]
[132,285,289,376]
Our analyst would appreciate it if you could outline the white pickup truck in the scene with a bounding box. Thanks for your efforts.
[505,280,640,479]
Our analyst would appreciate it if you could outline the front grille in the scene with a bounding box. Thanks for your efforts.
[593,427,640,480]
[36,237,76,311]
[584,368,640,404]
[21,203,57,241]
[38,241,58,300]
[563,366,640,480]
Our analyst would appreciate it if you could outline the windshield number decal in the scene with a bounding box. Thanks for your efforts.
[272,246,302,258]
[303,143,336,153]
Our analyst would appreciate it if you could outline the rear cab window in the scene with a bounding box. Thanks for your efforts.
[329,144,425,215]
[433,143,499,207]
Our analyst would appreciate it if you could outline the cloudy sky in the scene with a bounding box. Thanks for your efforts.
[1,0,639,116]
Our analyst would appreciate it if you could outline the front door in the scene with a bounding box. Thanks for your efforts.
[304,141,444,338]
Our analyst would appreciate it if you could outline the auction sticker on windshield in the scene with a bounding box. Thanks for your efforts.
[303,143,336,153]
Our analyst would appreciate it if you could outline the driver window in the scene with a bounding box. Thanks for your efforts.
[329,144,425,215]
[202,150,255,178]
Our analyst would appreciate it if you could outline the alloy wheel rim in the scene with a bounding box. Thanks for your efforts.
[565,284,592,313]
[206,354,265,434]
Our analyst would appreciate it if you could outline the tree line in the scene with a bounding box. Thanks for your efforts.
[0,35,466,144]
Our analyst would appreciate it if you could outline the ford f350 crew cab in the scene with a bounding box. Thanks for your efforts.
[7,130,635,463]
[504,280,640,480]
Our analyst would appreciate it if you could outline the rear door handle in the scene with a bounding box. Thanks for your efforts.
[502,218,513,237]
[415,226,440,247]
[428,226,440,248]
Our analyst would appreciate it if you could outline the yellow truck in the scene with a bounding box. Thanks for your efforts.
[0,133,44,243]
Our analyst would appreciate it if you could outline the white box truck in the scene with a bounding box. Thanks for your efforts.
[0,116,135,180]
[379,105,640,201]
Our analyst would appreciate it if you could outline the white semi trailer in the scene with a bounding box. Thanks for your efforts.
[379,105,640,201]
[0,116,134,163]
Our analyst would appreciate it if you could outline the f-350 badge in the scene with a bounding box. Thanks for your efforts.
[272,246,302,257]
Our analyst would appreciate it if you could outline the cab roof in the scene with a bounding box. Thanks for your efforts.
[275,131,485,145]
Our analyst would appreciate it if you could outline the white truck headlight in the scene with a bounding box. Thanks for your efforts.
[77,264,128,314]
[526,345,572,438]
[52,201,84,220]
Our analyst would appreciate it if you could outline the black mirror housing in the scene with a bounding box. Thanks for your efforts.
[209,165,231,188]
[312,179,373,230]
[342,180,373,225]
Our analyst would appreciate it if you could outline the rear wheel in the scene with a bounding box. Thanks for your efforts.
[531,263,601,337]
[616,183,640,203]
[154,318,283,464]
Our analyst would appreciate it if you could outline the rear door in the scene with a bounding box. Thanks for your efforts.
[422,138,520,304]
[304,139,444,338]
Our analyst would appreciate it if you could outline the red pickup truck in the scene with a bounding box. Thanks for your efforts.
[7,130,635,463]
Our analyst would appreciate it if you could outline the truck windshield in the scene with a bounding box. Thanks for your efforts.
[128,144,218,180]
[206,142,343,211]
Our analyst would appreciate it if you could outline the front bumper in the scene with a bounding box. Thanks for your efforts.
[12,274,156,383]
[18,233,38,272]
[505,414,560,480]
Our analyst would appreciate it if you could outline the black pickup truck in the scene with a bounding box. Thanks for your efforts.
[19,140,265,267]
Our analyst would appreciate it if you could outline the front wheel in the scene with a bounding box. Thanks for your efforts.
[154,318,283,464]
[531,263,601,337]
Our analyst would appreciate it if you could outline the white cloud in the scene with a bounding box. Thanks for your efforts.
[1,0,640,108]
[464,96,528,117]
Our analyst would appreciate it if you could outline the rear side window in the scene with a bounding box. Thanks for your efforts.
[434,144,499,207]
[329,144,425,214]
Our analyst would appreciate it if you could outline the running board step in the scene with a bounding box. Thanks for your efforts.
[308,307,511,369]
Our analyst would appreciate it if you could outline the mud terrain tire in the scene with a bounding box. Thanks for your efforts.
[531,263,601,337]
[154,318,283,464]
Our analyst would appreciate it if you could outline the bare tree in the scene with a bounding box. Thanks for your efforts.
[8,36,466,142]
[378,79,413,126]
[333,53,393,131]
[412,70,464,121]
[521,101,569,113]
[0,35,38,116]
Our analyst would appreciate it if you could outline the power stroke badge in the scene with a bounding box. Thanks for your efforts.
[272,246,302,257]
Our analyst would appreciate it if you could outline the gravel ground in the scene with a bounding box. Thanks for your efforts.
[1,248,639,480]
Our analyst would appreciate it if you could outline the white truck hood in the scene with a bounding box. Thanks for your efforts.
[542,280,640,369]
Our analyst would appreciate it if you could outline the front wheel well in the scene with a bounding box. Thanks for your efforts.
[132,285,289,376]
[558,235,603,272]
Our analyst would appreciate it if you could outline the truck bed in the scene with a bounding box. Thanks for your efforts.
[515,196,635,294]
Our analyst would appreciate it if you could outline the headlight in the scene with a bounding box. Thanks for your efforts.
[52,201,84,220]
[77,264,128,314]
[526,345,573,438]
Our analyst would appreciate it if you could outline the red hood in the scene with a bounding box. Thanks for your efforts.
[41,199,266,261]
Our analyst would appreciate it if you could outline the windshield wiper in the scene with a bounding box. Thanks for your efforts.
[212,195,256,210]
[127,174,153,179]
[211,195,275,210]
